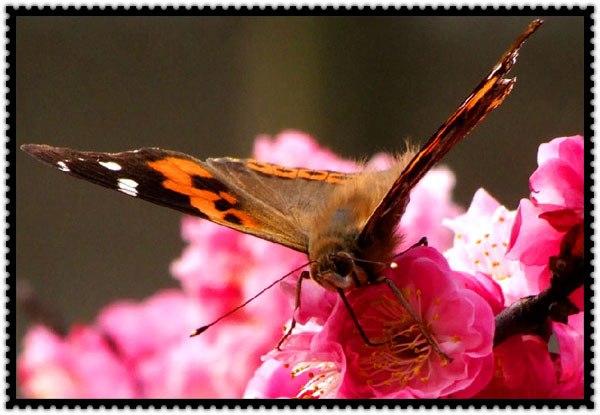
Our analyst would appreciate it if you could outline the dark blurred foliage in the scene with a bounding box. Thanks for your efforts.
[16,16,584,344]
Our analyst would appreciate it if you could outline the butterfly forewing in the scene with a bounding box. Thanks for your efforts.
[21,144,360,253]
[358,19,543,245]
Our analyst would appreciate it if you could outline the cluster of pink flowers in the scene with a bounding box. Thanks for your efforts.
[18,132,584,399]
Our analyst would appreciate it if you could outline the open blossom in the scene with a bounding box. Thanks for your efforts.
[96,289,271,398]
[507,135,584,308]
[529,135,584,230]
[550,312,584,398]
[473,334,557,399]
[332,247,495,399]
[244,324,347,399]
[443,189,532,305]
[250,247,495,399]
[473,311,584,400]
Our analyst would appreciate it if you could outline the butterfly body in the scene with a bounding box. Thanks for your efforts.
[307,155,413,291]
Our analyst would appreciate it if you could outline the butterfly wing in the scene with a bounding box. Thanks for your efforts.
[22,144,356,253]
[359,19,543,245]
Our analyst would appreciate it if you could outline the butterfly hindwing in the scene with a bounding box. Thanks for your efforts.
[21,144,356,253]
[205,157,357,236]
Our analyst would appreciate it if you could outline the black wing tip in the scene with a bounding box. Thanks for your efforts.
[530,19,544,30]
[512,19,544,54]
[521,19,544,44]
[21,143,53,155]
[20,143,66,165]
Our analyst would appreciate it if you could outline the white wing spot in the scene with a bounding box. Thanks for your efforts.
[117,178,139,197]
[99,161,122,171]
[57,161,70,172]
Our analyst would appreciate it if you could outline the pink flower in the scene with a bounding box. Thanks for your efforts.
[266,247,494,399]
[444,189,532,305]
[505,198,563,295]
[19,289,289,399]
[134,319,285,398]
[473,312,584,400]
[332,247,494,398]
[18,325,137,398]
[253,130,357,172]
[529,135,584,230]
[171,217,306,326]
[550,312,584,398]
[507,136,584,308]
[96,290,203,363]
[474,334,557,399]
[244,324,346,399]
[401,166,463,252]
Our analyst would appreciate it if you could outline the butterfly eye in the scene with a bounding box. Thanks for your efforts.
[333,252,354,276]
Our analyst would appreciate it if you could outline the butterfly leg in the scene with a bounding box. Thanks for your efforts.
[276,270,310,351]
[378,275,453,363]
[337,288,386,347]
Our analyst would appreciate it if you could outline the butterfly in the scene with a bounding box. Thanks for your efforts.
[22,20,542,357]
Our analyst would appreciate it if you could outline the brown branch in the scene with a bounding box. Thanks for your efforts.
[493,224,584,347]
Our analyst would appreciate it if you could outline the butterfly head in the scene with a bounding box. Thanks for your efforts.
[310,249,369,292]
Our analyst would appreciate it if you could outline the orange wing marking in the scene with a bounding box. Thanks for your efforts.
[298,169,328,181]
[272,165,298,179]
[246,160,274,175]
[148,157,256,229]
[326,172,352,184]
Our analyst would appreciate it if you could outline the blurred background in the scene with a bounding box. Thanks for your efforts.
[16,16,585,346]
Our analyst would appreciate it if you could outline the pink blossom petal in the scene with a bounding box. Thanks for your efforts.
[251,326,346,398]
[539,209,582,232]
[18,325,137,398]
[444,189,530,305]
[401,167,463,252]
[253,130,357,172]
[244,359,311,398]
[537,136,583,172]
[507,199,563,266]
[530,160,583,217]
[96,290,201,362]
[322,247,494,399]
[475,335,556,398]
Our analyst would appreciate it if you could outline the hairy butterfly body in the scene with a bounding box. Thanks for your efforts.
[22,20,543,354]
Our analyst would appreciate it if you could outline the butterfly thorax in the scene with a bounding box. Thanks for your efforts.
[307,183,401,292]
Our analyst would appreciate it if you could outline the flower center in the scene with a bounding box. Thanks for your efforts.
[290,361,341,399]
[357,295,434,390]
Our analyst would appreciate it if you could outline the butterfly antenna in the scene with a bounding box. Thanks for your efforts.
[189,261,314,337]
